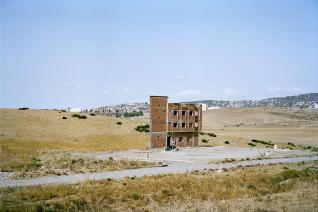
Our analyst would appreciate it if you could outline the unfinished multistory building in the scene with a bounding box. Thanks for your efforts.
[150,96,202,148]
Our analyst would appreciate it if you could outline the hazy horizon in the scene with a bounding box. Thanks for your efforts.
[1,0,318,109]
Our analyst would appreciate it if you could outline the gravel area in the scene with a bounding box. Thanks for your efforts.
[0,172,15,181]
[72,146,315,164]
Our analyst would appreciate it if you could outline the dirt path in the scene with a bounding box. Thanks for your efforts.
[1,156,317,188]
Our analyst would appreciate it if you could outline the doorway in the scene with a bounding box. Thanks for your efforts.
[167,136,171,147]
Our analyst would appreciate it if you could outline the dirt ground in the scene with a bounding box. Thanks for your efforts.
[72,146,316,164]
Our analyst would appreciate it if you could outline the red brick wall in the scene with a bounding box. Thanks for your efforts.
[150,96,168,148]
[151,133,166,148]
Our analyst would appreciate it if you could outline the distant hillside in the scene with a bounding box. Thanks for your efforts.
[184,93,318,108]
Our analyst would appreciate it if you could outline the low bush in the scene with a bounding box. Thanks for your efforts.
[123,111,143,117]
[248,143,256,147]
[71,114,87,119]
[135,124,149,132]
[201,139,208,143]
[222,158,235,163]
[199,132,205,135]
[62,117,67,119]
[251,139,273,146]
[90,113,96,116]
[287,142,295,147]
[208,133,216,137]
[224,141,230,144]
[304,146,318,152]
[18,107,29,110]
[116,122,122,125]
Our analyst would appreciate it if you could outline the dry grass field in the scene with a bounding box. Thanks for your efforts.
[1,161,317,211]
[0,109,149,172]
[200,107,318,148]
[1,107,318,173]
[1,107,318,211]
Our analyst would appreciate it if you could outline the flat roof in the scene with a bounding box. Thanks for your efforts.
[150,95,168,98]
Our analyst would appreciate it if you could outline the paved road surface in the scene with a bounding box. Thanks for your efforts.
[1,156,317,188]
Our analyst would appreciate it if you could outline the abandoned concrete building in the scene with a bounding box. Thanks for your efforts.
[150,96,202,148]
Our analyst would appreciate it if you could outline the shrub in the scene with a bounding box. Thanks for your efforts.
[287,142,295,147]
[90,113,96,116]
[71,114,87,119]
[116,122,122,125]
[222,158,235,163]
[123,111,143,117]
[62,117,67,119]
[251,139,273,146]
[224,141,230,144]
[248,143,256,147]
[199,132,205,135]
[208,133,216,137]
[201,139,208,143]
[18,107,29,110]
[135,124,149,132]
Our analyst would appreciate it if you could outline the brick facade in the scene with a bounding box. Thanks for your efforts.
[150,96,202,148]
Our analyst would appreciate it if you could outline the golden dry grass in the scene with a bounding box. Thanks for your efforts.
[0,109,148,171]
[1,162,317,211]
[200,107,318,148]
[10,151,161,178]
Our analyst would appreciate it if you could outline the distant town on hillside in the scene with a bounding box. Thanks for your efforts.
[185,93,318,110]
[80,93,318,117]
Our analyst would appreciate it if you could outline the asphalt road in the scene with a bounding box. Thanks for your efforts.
[1,156,317,188]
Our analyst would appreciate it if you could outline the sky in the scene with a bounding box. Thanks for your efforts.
[1,0,318,109]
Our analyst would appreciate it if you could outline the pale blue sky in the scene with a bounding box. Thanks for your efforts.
[1,0,318,108]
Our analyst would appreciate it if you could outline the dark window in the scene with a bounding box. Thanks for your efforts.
[173,110,178,116]
[173,123,178,128]
[182,123,186,128]
[182,111,186,116]
[189,111,193,116]
[157,136,160,138]
[189,123,193,128]
[179,137,183,142]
